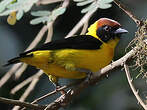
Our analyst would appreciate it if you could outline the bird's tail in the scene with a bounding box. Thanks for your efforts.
[3,53,33,67]
[3,57,21,66]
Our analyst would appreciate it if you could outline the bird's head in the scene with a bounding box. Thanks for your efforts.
[86,18,128,44]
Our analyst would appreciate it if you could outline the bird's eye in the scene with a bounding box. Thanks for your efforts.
[104,26,111,31]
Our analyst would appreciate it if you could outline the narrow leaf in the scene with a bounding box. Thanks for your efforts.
[0,9,15,16]
[16,9,23,20]
[73,0,85,2]
[31,11,50,17]
[52,7,66,17]
[77,0,94,6]
[30,16,50,25]
[100,0,113,4]
[0,0,14,12]
[81,2,97,13]
[99,3,112,9]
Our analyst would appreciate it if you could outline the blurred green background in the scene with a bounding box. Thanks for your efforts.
[0,0,147,110]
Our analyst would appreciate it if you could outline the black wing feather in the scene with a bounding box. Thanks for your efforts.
[20,35,102,56]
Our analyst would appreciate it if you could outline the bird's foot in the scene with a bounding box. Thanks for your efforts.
[76,68,93,83]
[85,71,93,83]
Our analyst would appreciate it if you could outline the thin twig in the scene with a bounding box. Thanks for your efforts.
[12,70,43,110]
[45,22,53,43]
[124,63,147,110]
[25,25,48,52]
[0,97,46,110]
[80,20,89,35]
[65,8,97,38]
[31,80,82,104]
[31,85,69,104]
[0,63,22,87]
[0,25,48,88]
[14,25,48,79]
[113,0,141,25]
[11,71,43,94]
[14,64,28,80]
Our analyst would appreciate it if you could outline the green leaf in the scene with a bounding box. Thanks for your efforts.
[76,0,94,6]
[99,3,112,9]
[7,2,22,10]
[73,0,85,2]
[81,2,97,13]
[22,4,33,12]
[0,9,15,16]
[100,0,113,4]
[52,7,66,17]
[16,9,23,20]
[0,0,13,12]
[30,16,51,25]
[31,11,50,17]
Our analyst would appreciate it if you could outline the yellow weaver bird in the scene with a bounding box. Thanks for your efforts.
[4,18,128,88]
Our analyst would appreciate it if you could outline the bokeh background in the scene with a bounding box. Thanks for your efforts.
[0,0,147,110]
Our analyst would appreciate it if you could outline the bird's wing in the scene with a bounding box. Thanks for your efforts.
[20,35,102,57]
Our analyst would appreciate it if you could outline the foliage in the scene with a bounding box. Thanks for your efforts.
[74,0,113,13]
[0,0,113,25]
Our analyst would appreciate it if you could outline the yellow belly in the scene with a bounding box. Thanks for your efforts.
[20,44,114,79]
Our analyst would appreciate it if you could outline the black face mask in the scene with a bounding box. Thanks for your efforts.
[96,25,123,43]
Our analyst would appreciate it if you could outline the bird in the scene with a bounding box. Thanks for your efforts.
[4,18,128,88]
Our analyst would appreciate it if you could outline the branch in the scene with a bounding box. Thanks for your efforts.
[0,63,22,87]
[31,80,82,104]
[0,25,48,88]
[12,70,43,110]
[14,25,48,79]
[80,20,89,35]
[65,8,97,38]
[124,63,147,110]
[11,71,43,94]
[113,0,141,25]
[0,97,46,110]
[14,64,28,80]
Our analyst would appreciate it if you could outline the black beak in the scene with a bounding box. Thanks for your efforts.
[114,28,128,34]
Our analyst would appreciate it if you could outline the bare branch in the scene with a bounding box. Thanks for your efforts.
[45,22,53,43]
[113,0,141,25]
[11,71,43,94]
[0,25,48,88]
[0,97,46,110]
[14,64,28,80]
[65,8,97,38]
[31,80,82,104]
[0,63,22,87]
[124,63,147,110]
[12,70,43,110]
[14,25,48,79]
[80,20,89,35]
[25,25,48,52]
